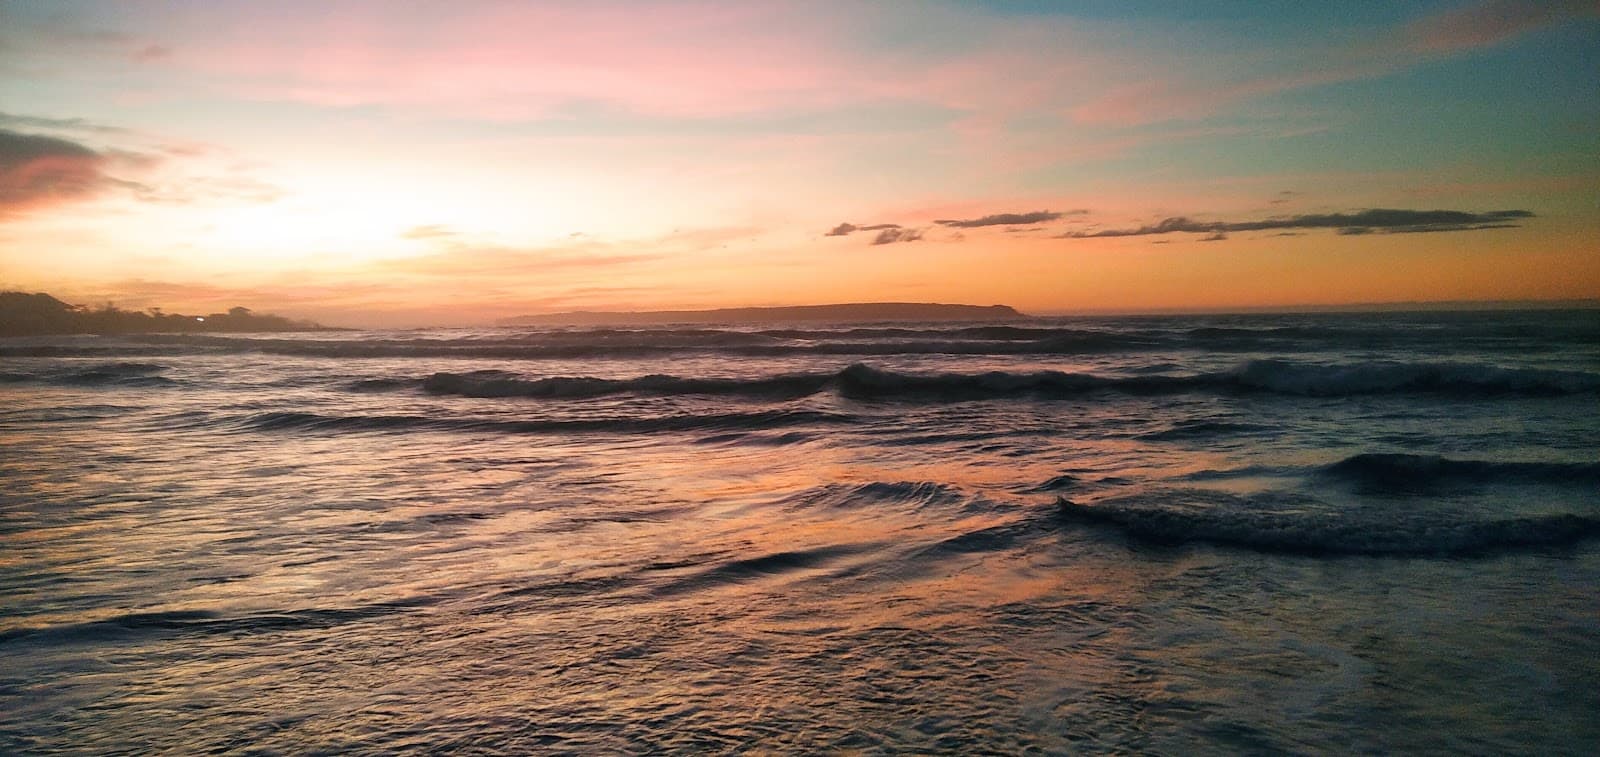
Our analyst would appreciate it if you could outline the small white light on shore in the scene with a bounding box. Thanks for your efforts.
[195,317,205,322]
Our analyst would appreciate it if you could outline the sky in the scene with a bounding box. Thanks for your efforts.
[1,0,1597,327]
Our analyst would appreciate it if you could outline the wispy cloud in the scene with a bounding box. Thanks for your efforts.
[379,224,759,278]
[828,209,1085,241]
[1407,0,1600,54]
[0,112,129,135]
[381,245,661,278]
[1061,208,1535,239]
[401,224,460,241]
[64,3,875,120]
[129,174,284,205]
[381,221,635,279]
[935,210,1080,228]
[871,227,924,245]
[825,221,901,237]
[1072,1,1600,125]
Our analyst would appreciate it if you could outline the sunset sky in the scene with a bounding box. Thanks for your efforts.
[2,0,1597,326]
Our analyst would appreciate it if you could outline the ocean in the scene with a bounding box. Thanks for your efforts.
[2,309,1598,754]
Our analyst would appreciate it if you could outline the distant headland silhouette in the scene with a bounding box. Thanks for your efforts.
[0,291,331,336]
[500,303,1028,326]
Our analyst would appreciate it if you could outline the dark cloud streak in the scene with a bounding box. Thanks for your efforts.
[828,210,1083,240]
[1384,223,1523,234]
[0,121,286,214]
[935,210,1079,228]
[0,112,127,135]
[0,128,114,216]
[1062,208,1534,239]
[826,221,901,237]
[871,227,923,245]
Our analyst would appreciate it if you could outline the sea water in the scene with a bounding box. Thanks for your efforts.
[2,310,1598,753]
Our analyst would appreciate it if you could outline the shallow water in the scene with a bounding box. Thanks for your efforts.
[3,310,1598,753]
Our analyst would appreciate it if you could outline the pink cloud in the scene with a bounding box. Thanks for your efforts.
[0,129,143,217]
[137,2,877,119]
[0,152,108,216]
[58,0,1152,127]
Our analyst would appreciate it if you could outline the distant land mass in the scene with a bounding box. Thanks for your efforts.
[1032,298,1600,316]
[0,291,332,336]
[499,302,1028,326]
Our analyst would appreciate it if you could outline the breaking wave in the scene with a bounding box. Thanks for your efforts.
[0,600,428,647]
[1319,453,1600,492]
[415,361,1600,402]
[239,408,857,435]
[1057,490,1600,556]
[422,369,831,399]
[0,361,176,387]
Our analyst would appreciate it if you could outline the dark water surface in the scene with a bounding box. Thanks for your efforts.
[3,310,1598,753]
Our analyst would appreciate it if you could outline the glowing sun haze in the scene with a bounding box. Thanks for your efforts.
[1,0,1597,326]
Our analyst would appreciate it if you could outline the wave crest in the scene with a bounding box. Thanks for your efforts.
[1319,453,1600,492]
[413,360,1600,403]
[422,369,830,399]
[1057,490,1600,556]
[241,408,856,435]
[0,361,175,387]
[777,481,968,511]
